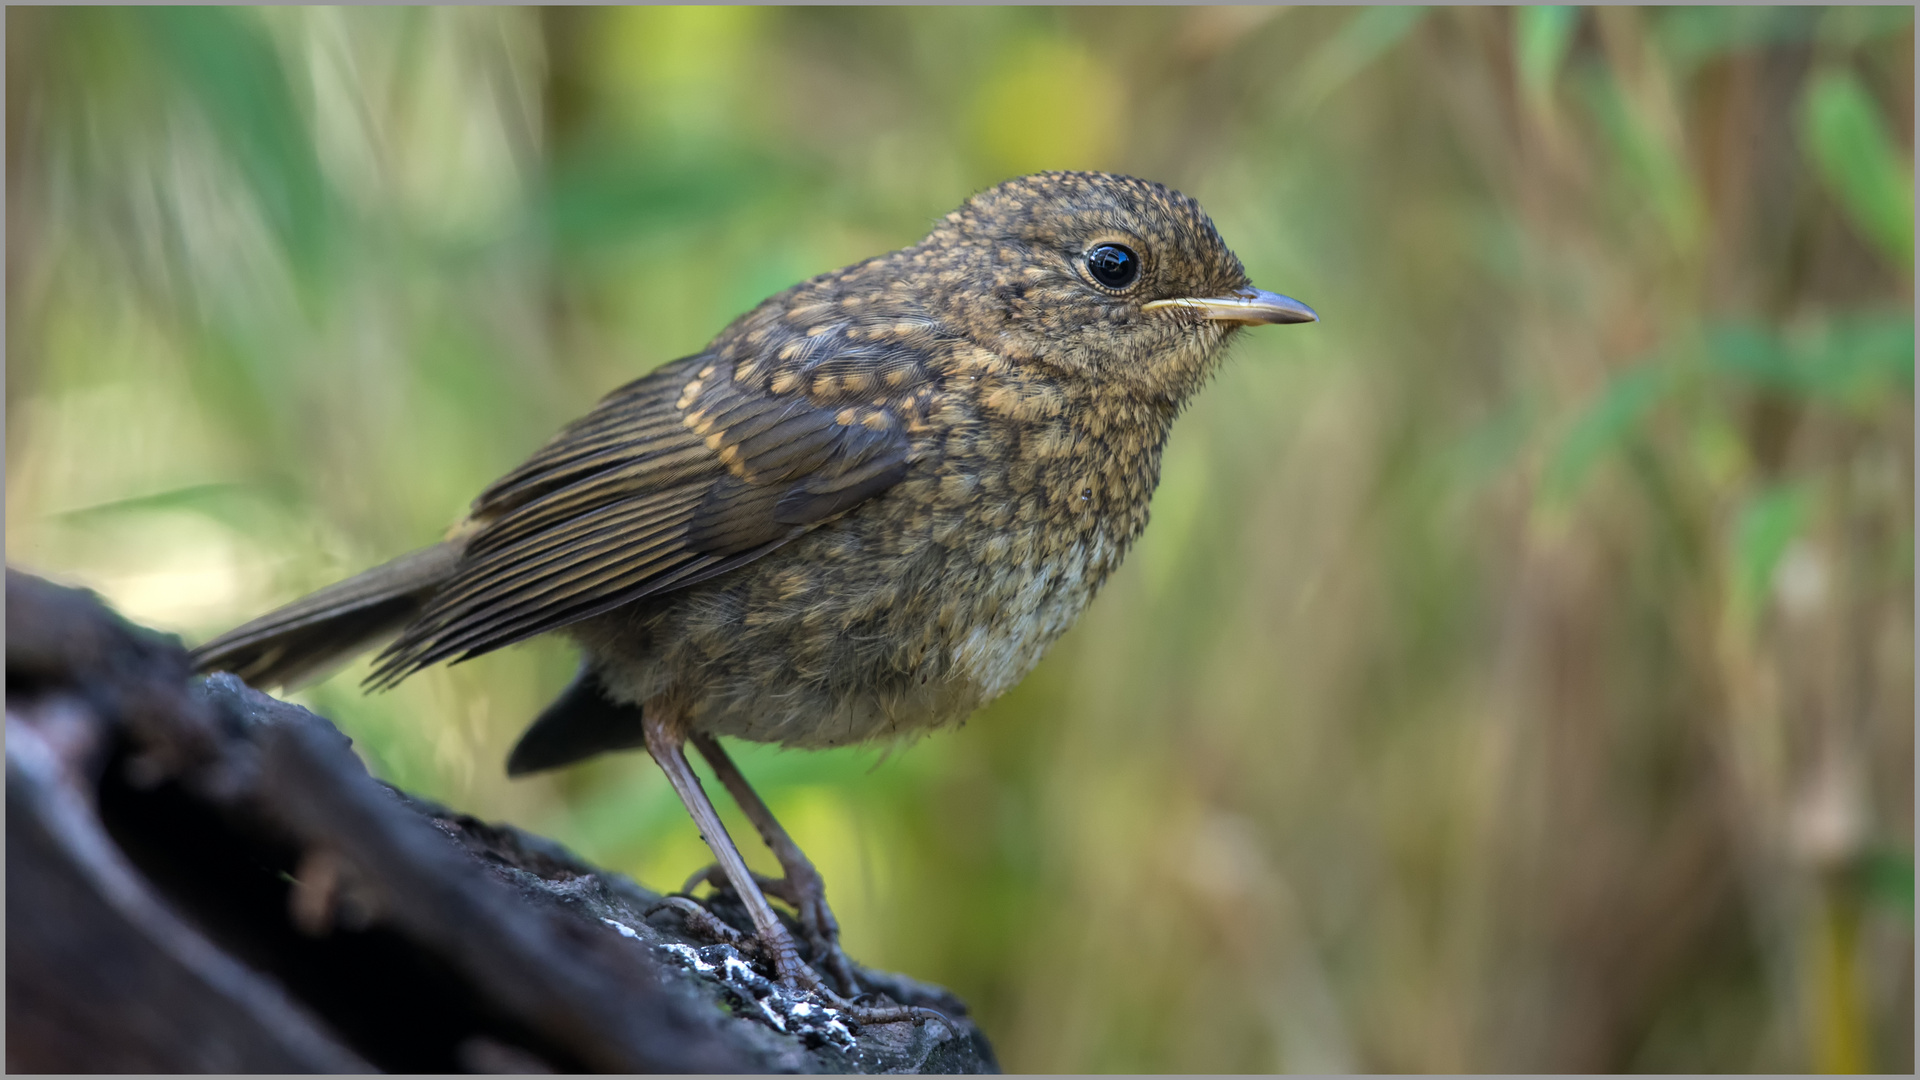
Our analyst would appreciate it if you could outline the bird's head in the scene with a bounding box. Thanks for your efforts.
[920,171,1316,404]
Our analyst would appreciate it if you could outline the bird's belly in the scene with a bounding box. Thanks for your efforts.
[944,533,1106,702]
[702,548,1106,746]
[585,515,1121,749]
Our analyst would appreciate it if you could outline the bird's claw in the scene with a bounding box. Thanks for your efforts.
[830,998,962,1040]
[645,895,749,946]
[682,862,862,997]
[651,887,837,992]
[647,889,958,1039]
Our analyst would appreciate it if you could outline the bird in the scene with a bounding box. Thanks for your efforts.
[192,170,1316,1013]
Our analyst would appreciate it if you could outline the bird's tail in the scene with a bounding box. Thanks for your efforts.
[192,542,464,690]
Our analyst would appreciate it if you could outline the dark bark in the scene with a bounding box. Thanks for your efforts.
[4,569,998,1074]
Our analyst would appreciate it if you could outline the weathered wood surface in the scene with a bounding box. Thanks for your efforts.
[5,569,998,1074]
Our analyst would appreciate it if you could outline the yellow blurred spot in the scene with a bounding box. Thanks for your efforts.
[777,785,887,959]
[966,37,1123,179]
[79,513,254,634]
[595,6,765,137]
[1688,410,1749,491]
[1808,889,1869,1073]
[627,814,729,896]
[1136,437,1209,599]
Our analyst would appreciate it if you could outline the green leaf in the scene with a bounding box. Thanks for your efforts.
[1577,66,1702,254]
[1705,323,1797,390]
[1819,315,1917,396]
[1801,69,1915,271]
[1707,317,1914,405]
[1654,7,1821,75]
[1854,847,1915,919]
[1816,6,1918,49]
[51,481,293,534]
[1294,6,1428,113]
[1542,364,1676,502]
[136,8,332,275]
[1516,7,1580,110]
[540,147,772,255]
[1730,484,1810,617]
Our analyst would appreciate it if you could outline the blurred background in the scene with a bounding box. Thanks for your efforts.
[6,6,1912,1072]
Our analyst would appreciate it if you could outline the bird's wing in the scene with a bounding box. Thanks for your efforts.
[368,325,935,687]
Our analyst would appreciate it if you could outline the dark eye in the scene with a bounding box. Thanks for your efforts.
[1085,243,1139,289]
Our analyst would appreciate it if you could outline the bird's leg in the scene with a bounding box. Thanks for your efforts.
[640,705,822,992]
[690,731,861,997]
[646,712,960,1036]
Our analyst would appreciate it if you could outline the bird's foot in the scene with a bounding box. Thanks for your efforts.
[650,883,833,991]
[644,895,749,946]
[832,996,962,1038]
[652,882,957,1038]
[752,918,957,1038]
[683,863,862,998]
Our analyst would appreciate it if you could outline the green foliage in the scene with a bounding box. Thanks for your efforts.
[136,8,332,278]
[1543,364,1675,503]
[1576,63,1702,255]
[1855,846,1916,920]
[1815,5,1919,49]
[542,148,777,256]
[1801,68,1915,270]
[1292,6,1428,112]
[1654,7,1824,74]
[51,481,294,537]
[1707,316,1915,407]
[1729,483,1811,619]
[1516,6,1580,110]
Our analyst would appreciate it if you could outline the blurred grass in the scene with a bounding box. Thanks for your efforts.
[6,6,1912,1072]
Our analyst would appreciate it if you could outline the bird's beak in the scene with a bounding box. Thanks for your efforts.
[1143,287,1318,325]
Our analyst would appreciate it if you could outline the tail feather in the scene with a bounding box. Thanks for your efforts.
[192,542,463,690]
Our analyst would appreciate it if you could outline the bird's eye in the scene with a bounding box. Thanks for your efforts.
[1085,243,1139,289]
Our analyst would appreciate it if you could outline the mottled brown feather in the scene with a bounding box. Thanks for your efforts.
[368,333,920,685]
[198,172,1302,764]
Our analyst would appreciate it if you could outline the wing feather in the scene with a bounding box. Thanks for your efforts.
[367,334,925,686]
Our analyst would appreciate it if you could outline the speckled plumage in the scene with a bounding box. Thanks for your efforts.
[198,172,1276,752]
[551,174,1252,748]
[193,172,1313,996]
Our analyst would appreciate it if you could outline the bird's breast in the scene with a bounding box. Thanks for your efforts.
[920,377,1167,704]
[942,525,1116,702]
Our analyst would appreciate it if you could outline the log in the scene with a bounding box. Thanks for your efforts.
[4,569,998,1074]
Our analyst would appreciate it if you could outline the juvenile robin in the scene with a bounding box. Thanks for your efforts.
[194,171,1315,1011]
